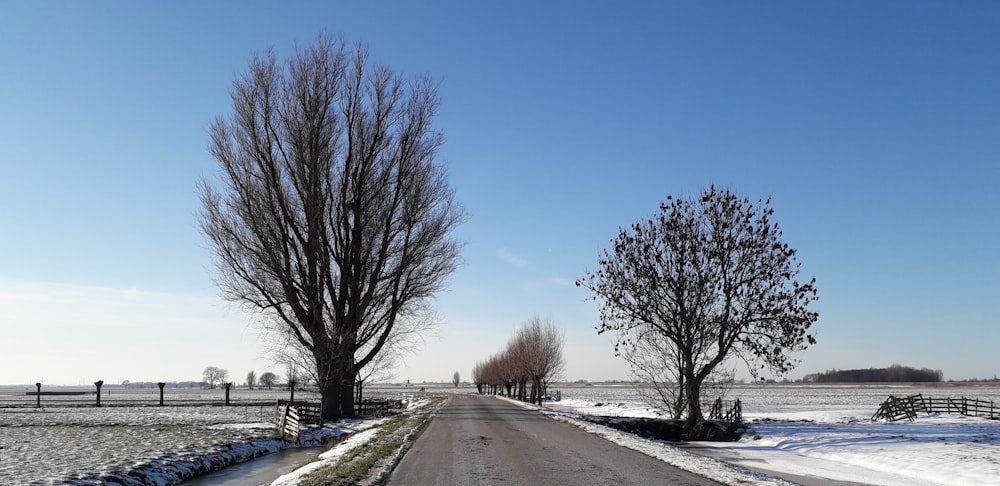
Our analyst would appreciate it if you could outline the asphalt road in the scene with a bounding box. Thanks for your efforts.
[386,394,721,485]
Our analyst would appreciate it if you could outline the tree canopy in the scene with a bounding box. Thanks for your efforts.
[202,366,228,389]
[579,186,818,435]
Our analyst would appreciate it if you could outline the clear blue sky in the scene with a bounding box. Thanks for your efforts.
[2,1,997,385]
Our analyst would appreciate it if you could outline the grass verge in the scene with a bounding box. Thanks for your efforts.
[297,396,444,486]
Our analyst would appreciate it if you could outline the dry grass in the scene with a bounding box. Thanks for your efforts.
[298,396,444,486]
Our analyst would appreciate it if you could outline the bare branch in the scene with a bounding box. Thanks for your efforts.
[200,34,463,420]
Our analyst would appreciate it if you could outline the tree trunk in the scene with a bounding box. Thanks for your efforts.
[338,372,357,419]
[321,382,342,422]
[683,374,704,434]
[673,374,686,420]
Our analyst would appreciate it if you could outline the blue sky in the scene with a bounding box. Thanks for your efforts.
[1,2,997,385]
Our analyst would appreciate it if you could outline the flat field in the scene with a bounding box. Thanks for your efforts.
[545,382,1000,485]
[0,387,317,485]
[4,383,1000,485]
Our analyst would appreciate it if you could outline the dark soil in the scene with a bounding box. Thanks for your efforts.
[584,416,745,442]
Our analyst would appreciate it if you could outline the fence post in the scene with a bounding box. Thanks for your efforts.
[94,380,103,407]
[35,383,41,408]
[224,382,233,406]
[158,382,166,406]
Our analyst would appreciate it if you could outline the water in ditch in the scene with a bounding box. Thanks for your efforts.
[180,446,325,485]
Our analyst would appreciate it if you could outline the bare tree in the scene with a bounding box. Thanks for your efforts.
[272,303,432,405]
[202,366,229,389]
[624,328,735,420]
[514,317,565,405]
[284,362,299,390]
[622,327,687,419]
[473,317,565,405]
[471,362,483,394]
[246,370,256,390]
[259,371,278,390]
[354,339,397,404]
[452,371,460,387]
[578,186,818,436]
[200,34,464,421]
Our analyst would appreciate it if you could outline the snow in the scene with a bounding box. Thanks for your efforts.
[0,387,381,485]
[535,385,1000,486]
[6,385,1000,485]
[703,411,1000,485]
[270,419,386,486]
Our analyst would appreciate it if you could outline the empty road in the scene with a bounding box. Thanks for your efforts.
[386,394,720,485]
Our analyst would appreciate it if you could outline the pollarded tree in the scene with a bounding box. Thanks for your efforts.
[512,317,565,405]
[578,186,818,435]
[246,370,256,390]
[200,34,464,421]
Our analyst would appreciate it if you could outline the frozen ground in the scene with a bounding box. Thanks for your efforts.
[0,386,428,485]
[0,388,333,485]
[5,384,1000,485]
[543,383,1000,485]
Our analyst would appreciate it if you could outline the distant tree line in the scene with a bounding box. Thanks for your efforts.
[803,365,943,383]
[113,381,206,389]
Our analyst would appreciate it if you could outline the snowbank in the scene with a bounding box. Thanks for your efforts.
[541,388,1000,486]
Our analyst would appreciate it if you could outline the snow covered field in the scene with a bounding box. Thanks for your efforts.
[0,385,429,485]
[545,383,1000,485]
[0,388,320,485]
[4,384,1000,485]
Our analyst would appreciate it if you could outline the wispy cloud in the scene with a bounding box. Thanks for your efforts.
[497,247,529,269]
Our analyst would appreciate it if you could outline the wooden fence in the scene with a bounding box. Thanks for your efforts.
[708,398,743,424]
[276,400,321,442]
[277,403,301,442]
[355,398,403,417]
[872,394,1000,422]
[275,398,406,441]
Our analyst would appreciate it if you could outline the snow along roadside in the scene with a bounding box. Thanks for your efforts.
[270,396,443,486]
[499,396,794,486]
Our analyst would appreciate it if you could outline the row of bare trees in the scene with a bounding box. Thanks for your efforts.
[472,317,565,405]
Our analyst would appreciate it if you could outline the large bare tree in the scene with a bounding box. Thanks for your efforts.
[578,186,818,436]
[200,34,464,420]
